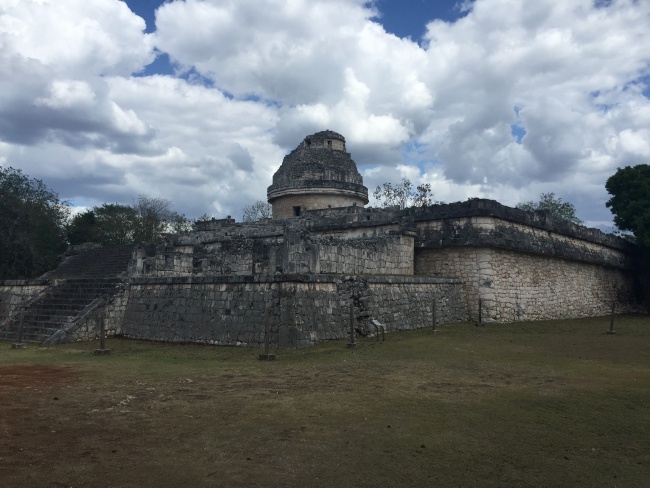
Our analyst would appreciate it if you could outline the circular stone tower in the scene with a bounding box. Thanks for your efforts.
[267,130,369,218]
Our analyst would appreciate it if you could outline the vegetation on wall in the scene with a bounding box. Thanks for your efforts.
[373,178,441,209]
[516,192,583,225]
[242,200,272,222]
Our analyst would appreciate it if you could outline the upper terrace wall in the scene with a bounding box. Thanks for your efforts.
[415,216,630,270]
[133,217,415,278]
[302,199,636,269]
[283,231,414,275]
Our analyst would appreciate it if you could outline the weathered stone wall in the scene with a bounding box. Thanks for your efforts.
[67,287,130,342]
[121,277,281,346]
[0,280,50,323]
[133,237,285,278]
[317,235,413,275]
[271,193,366,219]
[283,233,413,275]
[416,215,632,269]
[136,228,414,278]
[354,276,468,331]
[119,275,466,348]
[267,130,368,218]
[416,247,636,322]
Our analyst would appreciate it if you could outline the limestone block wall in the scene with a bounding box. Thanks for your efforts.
[0,280,50,323]
[317,235,414,275]
[416,216,630,268]
[119,275,467,348]
[415,247,636,322]
[134,237,284,277]
[67,287,130,342]
[283,234,414,275]
[122,278,286,346]
[352,277,467,332]
[134,232,414,279]
[141,251,195,277]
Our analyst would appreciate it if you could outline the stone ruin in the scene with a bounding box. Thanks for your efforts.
[0,130,642,348]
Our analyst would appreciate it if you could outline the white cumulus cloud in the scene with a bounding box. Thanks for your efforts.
[0,0,648,227]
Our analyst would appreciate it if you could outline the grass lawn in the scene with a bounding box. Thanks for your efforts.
[1,315,649,487]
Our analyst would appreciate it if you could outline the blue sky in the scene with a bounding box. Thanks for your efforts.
[1,0,649,228]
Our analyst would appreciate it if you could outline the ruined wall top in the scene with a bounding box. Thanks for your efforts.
[303,130,346,151]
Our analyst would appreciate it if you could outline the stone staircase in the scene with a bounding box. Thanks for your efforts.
[0,245,134,344]
[42,244,134,280]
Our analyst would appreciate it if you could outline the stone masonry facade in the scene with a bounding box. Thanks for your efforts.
[0,130,642,348]
[0,198,641,348]
[120,275,466,348]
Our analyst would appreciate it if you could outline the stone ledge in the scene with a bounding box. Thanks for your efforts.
[0,279,52,286]
[417,221,633,269]
[128,274,463,286]
[294,199,635,254]
[408,199,635,252]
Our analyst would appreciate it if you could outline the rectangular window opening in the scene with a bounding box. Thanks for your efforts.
[293,206,301,216]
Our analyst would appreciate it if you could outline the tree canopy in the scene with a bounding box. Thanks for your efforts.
[605,164,650,246]
[131,195,191,242]
[373,178,440,209]
[0,166,69,279]
[516,192,583,225]
[242,200,272,222]
[67,204,138,246]
[67,196,191,247]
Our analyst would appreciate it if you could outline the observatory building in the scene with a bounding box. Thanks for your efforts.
[267,130,369,218]
[0,130,640,349]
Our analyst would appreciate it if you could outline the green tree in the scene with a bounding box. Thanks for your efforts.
[67,204,138,246]
[373,178,440,209]
[94,204,138,245]
[168,211,193,235]
[67,210,98,245]
[516,192,583,225]
[605,164,650,246]
[606,165,650,304]
[131,195,190,242]
[67,198,190,247]
[0,166,69,279]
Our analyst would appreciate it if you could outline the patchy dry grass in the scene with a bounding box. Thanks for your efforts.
[1,314,649,487]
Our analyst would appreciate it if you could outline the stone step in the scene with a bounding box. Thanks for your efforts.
[42,245,133,280]
[21,315,77,324]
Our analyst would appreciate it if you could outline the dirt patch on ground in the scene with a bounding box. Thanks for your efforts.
[0,364,77,394]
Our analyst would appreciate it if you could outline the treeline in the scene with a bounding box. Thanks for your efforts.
[67,197,191,246]
[0,166,192,280]
[1,167,68,279]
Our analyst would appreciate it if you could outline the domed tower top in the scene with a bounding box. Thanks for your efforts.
[267,130,369,218]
